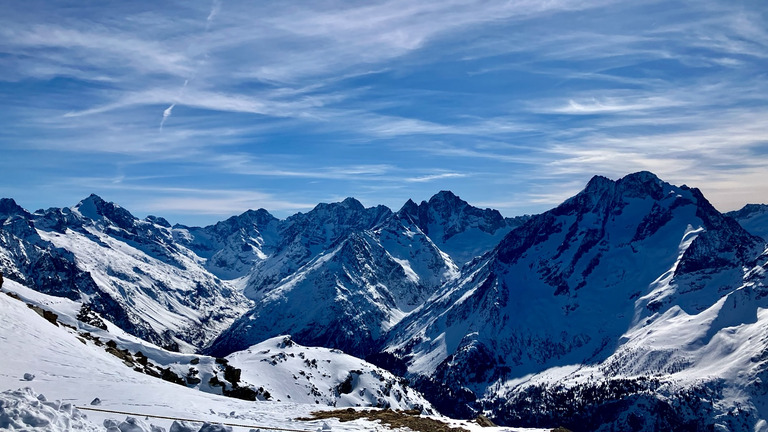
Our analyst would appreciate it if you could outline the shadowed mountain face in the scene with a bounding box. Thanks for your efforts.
[2,173,768,431]
[398,190,528,265]
[727,203,768,241]
[383,172,767,430]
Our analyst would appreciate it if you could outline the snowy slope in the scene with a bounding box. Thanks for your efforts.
[487,246,768,431]
[372,213,460,291]
[0,278,537,432]
[383,172,768,430]
[727,203,768,240]
[227,335,433,409]
[35,195,251,351]
[208,232,430,357]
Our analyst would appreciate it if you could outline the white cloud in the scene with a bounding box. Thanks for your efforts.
[405,173,468,182]
[544,96,683,115]
[160,103,175,130]
[2,0,768,220]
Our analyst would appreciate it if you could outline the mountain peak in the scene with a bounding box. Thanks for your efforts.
[145,215,171,228]
[726,203,768,241]
[0,198,30,220]
[428,190,465,207]
[622,170,661,183]
[238,208,278,225]
[578,172,667,206]
[75,194,136,228]
[584,174,613,192]
[309,197,366,214]
[728,203,768,219]
[341,197,365,211]
[616,171,666,200]
[398,199,419,217]
[74,194,106,219]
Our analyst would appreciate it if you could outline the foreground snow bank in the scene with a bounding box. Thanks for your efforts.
[0,388,259,432]
[0,387,100,431]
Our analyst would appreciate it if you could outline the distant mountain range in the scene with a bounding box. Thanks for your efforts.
[1,171,767,432]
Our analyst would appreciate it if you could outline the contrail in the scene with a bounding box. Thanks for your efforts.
[160,0,221,130]
[206,0,222,31]
[159,104,175,131]
[159,80,189,131]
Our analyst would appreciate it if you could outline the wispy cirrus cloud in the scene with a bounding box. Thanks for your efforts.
[405,172,468,183]
[1,0,767,223]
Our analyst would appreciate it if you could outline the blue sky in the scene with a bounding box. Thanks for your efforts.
[1,0,767,226]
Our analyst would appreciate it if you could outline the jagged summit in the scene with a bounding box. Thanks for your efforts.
[144,215,171,227]
[341,196,366,211]
[428,190,465,206]
[584,171,664,193]
[564,171,668,213]
[396,190,515,264]
[399,198,419,214]
[622,169,661,180]
[0,198,30,220]
[74,193,136,229]
[214,208,278,230]
[308,196,375,214]
[729,203,768,219]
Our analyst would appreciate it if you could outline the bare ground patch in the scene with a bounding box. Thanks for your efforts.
[298,408,470,432]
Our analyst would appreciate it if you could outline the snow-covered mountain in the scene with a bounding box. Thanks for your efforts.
[173,208,280,280]
[241,197,392,300]
[0,195,251,351]
[398,191,529,265]
[382,171,768,430]
[727,203,768,240]
[4,174,768,431]
[0,191,509,356]
[373,211,460,291]
[0,279,451,432]
[207,231,431,358]
[209,193,507,358]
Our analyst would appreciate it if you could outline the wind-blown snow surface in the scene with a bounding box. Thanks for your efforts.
[0,388,101,432]
[0,279,535,432]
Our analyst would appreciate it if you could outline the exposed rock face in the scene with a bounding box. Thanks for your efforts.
[398,191,528,264]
